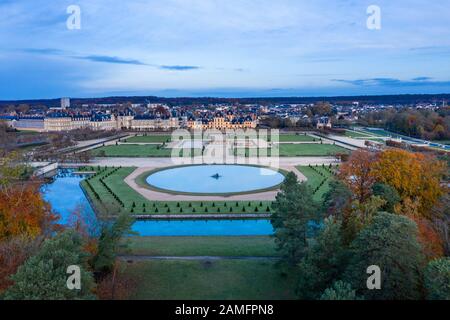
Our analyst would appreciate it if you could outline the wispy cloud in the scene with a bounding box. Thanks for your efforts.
[76,55,147,65]
[332,77,450,87]
[159,65,200,71]
[21,48,66,55]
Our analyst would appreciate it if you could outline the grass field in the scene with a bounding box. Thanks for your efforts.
[234,143,349,157]
[297,165,334,201]
[80,166,274,216]
[269,133,317,142]
[279,143,348,156]
[345,130,372,138]
[124,236,278,257]
[124,135,172,143]
[123,259,296,300]
[92,144,201,157]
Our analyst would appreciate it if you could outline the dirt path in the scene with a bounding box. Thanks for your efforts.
[119,255,280,261]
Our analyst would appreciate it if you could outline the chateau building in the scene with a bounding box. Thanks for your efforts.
[187,112,257,130]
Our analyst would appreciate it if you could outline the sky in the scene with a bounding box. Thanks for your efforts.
[1,0,450,99]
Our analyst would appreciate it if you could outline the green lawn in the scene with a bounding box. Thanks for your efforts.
[278,143,349,156]
[235,143,349,157]
[296,165,334,201]
[123,259,296,300]
[345,130,372,138]
[271,134,318,142]
[92,144,201,157]
[80,166,274,216]
[124,135,172,143]
[124,236,278,257]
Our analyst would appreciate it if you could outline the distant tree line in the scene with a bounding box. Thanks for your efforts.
[359,107,450,141]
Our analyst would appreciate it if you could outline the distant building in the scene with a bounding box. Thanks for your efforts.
[187,111,257,130]
[316,116,332,129]
[61,98,70,109]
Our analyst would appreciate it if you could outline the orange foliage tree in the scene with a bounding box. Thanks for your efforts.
[338,149,378,202]
[0,183,59,241]
[0,237,41,293]
[371,149,446,218]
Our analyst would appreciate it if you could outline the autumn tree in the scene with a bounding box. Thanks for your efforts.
[0,183,59,241]
[431,193,450,255]
[338,149,378,202]
[372,149,446,218]
[0,237,41,294]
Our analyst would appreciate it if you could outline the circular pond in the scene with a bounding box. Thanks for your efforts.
[145,165,285,195]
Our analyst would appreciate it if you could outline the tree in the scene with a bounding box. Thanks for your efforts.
[424,258,450,300]
[4,230,95,300]
[0,183,59,241]
[91,213,134,275]
[0,151,30,193]
[344,213,425,300]
[322,179,352,216]
[312,102,332,116]
[0,237,41,294]
[372,149,446,218]
[431,193,450,256]
[320,281,359,300]
[411,216,444,261]
[372,183,400,212]
[342,196,386,244]
[338,149,378,202]
[296,217,347,299]
[271,172,321,264]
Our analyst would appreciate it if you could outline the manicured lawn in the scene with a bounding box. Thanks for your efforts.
[80,166,274,216]
[345,130,372,138]
[124,135,172,143]
[296,165,334,201]
[92,144,201,157]
[124,236,278,257]
[235,143,349,157]
[271,134,317,142]
[123,259,297,300]
[278,143,349,156]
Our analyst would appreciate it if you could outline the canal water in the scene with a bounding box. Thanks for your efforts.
[41,169,274,236]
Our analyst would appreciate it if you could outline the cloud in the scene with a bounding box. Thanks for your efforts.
[332,77,450,87]
[412,76,432,81]
[76,55,147,65]
[21,48,66,55]
[159,65,200,71]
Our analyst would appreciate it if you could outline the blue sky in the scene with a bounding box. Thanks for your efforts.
[1,0,450,99]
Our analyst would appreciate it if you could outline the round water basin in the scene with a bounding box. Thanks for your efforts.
[145,164,285,195]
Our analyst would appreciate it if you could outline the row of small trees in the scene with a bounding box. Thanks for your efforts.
[128,200,272,214]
